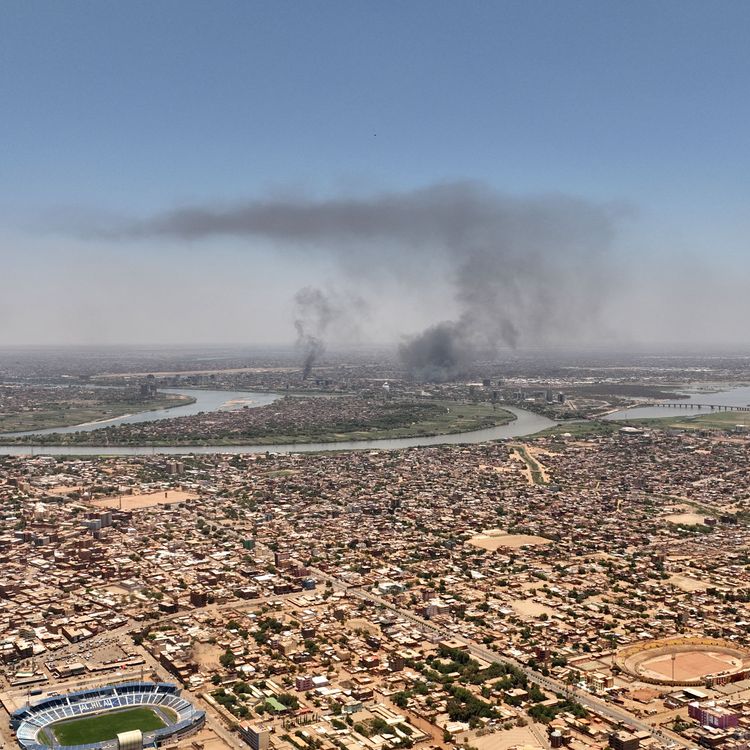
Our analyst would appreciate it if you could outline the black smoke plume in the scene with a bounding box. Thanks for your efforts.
[397,322,471,382]
[103,182,618,381]
[293,287,334,379]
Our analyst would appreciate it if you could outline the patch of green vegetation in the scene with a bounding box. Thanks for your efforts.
[512,444,547,484]
[673,716,692,733]
[670,522,715,535]
[0,393,194,433]
[445,685,497,724]
[51,707,165,745]
[528,698,587,724]
[425,646,529,688]
[212,688,251,718]
[627,411,750,431]
[9,399,515,447]
[204,400,515,445]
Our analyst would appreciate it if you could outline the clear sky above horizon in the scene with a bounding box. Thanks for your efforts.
[2,1,750,348]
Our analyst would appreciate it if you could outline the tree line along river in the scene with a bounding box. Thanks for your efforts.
[3,383,747,456]
[0,388,555,455]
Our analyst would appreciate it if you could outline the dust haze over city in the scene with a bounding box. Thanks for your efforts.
[3,4,750,750]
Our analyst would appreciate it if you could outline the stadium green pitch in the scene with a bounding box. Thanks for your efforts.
[48,707,166,745]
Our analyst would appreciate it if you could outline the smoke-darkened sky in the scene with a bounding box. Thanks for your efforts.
[1,1,750,350]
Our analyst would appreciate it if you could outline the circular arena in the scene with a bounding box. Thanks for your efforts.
[10,682,205,750]
[615,637,750,686]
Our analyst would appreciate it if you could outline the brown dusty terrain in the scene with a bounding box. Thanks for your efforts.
[471,725,546,750]
[91,489,198,510]
[45,485,84,496]
[510,599,558,618]
[345,618,381,636]
[468,529,552,551]
[664,512,707,525]
[191,641,226,671]
[668,574,709,592]
[640,650,740,681]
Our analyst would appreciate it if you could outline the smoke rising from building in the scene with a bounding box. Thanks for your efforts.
[103,182,618,380]
[293,286,334,379]
[397,321,471,382]
[292,287,370,378]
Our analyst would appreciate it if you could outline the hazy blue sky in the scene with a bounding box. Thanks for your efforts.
[1,1,749,347]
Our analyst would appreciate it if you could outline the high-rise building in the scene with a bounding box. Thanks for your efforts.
[239,724,270,750]
[688,701,739,729]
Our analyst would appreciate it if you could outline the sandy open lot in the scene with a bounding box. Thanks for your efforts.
[471,725,545,750]
[664,512,707,525]
[640,650,740,681]
[44,485,83,496]
[468,529,551,551]
[346,618,380,636]
[180,726,232,750]
[668,574,709,592]
[191,641,226,671]
[91,489,197,510]
[510,599,557,618]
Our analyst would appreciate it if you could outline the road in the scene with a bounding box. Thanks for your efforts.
[0,588,309,750]
[309,566,696,750]
[2,547,696,750]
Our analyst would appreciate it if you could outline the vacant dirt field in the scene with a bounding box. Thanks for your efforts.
[191,641,226,671]
[510,599,557,618]
[91,489,197,510]
[468,529,552,551]
[668,574,709,592]
[471,724,546,750]
[346,618,380,636]
[664,512,707,525]
[45,485,84,496]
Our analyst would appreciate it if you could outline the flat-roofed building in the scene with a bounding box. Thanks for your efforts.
[239,724,269,750]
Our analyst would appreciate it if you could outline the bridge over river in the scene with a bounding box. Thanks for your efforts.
[653,402,750,411]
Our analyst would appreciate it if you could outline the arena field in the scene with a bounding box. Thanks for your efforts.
[639,650,741,682]
[48,706,166,745]
[12,681,205,750]
[616,637,750,686]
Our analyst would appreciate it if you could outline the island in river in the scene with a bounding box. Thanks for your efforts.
[0,395,515,447]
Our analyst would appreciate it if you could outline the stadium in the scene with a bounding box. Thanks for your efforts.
[615,637,750,687]
[10,682,205,750]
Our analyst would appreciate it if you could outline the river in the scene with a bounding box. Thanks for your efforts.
[603,383,750,421]
[8,382,748,456]
[0,388,555,455]
[1,388,280,437]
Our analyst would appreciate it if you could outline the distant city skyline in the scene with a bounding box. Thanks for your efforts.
[1,1,749,347]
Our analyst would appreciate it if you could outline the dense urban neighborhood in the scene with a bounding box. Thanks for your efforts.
[2,415,750,750]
